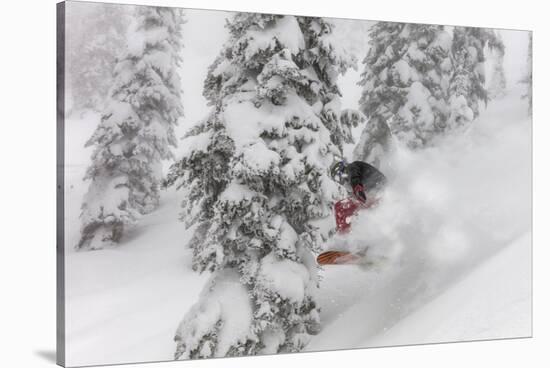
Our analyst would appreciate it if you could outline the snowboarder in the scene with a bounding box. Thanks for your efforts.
[317,160,387,265]
[329,159,387,204]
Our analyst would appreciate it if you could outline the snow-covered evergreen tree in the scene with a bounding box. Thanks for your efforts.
[77,7,184,249]
[488,48,507,99]
[448,26,504,128]
[487,33,507,99]
[354,22,452,164]
[520,32,532,116]
[66,3,130,112]
[166,13,355,358]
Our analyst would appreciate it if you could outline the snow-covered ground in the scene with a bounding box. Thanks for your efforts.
[307,233,530,351]
[64,188,209,367]
[368,232,531,346]
[64,126,209,366]
[62,113,207,367]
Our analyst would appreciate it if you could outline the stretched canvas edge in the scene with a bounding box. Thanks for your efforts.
[57,2,66,367]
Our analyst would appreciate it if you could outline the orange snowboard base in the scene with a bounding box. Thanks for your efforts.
[317,250,362,265]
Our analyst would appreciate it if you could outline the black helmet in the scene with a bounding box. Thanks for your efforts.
[330,159,348,185]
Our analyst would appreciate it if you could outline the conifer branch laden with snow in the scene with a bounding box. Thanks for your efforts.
[354,22,453,164]
[448,26,504,128]
[488,32,507,100]
[520,32,532,116]
[77,7,184,250]
[355,23,506,165]
[168,13,354,359]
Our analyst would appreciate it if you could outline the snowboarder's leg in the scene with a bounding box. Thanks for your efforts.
[334,198,360,233]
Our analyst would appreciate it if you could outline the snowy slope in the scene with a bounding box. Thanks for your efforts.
[64,186,209,367]
[63,113,209,367]
[307,234,531,352]
[368,233,531,346]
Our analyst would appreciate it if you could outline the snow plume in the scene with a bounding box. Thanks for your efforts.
[167,13,355,359]
[336,91,530,296]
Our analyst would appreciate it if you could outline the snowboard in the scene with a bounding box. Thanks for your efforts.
[319,196,382,266]
[316,249,383,267]
[316,250,364,265]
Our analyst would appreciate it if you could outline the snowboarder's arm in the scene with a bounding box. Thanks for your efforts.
[348,162,367,202]
[353,184,367,202]
[348,162,364,189]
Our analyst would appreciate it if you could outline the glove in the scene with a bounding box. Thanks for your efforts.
[353,184,367,202]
